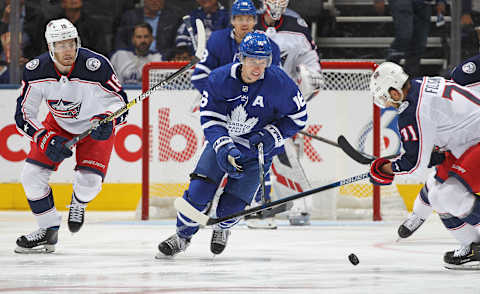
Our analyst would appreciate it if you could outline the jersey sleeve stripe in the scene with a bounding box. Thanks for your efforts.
[195,64,211,74]
[199,110,227,121]
[201,120,227,130]
[191,73,209,81]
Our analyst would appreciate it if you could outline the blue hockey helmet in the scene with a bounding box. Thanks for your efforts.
[231,0,257,17]
[239,31,272,66]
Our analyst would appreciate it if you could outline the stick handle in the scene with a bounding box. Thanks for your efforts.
[257,143,265,204]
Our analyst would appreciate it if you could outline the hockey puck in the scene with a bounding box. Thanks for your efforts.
[348,253,359,265]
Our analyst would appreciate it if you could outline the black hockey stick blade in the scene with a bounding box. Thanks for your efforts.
[337,135,400,165]
[245,202,294,220]
[174,173,369,226]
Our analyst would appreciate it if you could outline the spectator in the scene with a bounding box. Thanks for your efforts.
[175,0,230,54]
[110,23,162,85]
[0,0,47,60]
[374,0,446,77]
[53,0,108,56]
[170,46,192,61]
[115,0,183,60]
[460,0,480,58]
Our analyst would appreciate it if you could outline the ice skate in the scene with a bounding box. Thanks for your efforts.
[15,227,58,254]
[210,226,231,255]
[444,242,480,270]
[397,213,425,239]
[157,234,190,257]
[67,196,86,233]
[245,216,277,230]
[288,207,310,226]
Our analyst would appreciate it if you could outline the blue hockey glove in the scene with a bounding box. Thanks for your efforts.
[35,130,73,163]
[214,137,243,179]
[90,113,114,141]
[369,157,394,186]
[248,130,275,155]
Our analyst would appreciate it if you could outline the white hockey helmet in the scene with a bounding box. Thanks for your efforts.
[263,0,289,20]
[45,18,81,63]
[370,62,409,108]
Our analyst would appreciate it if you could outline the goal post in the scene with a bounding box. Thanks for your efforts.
[139,61,404,221]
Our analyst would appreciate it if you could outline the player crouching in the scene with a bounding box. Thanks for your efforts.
[14,18,128,253]
[157,32,307,257]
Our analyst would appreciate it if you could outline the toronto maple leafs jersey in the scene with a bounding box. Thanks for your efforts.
[200,62,307,159]
[191,27,282,93]
[391,77,480,177]
[15,48,128,140]
[255,13,321,82]
[449,54,480,93]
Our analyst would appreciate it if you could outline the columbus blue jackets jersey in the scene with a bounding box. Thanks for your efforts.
[200,62,307,159]
[449,54,480,92]
[15,48,128,140]
[191,28,282,93]
[255,13,320,81]
[391,77,480,176]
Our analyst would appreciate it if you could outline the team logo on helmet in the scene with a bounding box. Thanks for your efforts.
[462,62,476,74]
[26,59,40,71]
[86,57,101,71]
[47,99,82,119]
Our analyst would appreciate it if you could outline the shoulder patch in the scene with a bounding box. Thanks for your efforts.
[462,62,476,74]
[26,59,39,71]
[297,17,308,28]
[86,57,101,71]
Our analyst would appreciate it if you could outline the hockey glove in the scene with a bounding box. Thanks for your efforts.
[90,113,114,141]
[369,157,394,186]
[214,137,244,179]
[428,148,446,168]
[35,130,73,163]
[248,130,275,155]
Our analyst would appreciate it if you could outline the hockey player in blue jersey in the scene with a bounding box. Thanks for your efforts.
[13,19,128,253]
[157,32,307,257]
[191,0,281,94]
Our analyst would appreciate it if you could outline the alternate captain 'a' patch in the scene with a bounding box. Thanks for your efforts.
[47,99,82,119]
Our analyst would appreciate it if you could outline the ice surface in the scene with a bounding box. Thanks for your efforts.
[1,211,479,294]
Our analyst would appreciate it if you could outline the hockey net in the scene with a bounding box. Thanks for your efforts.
[138,61,407,221]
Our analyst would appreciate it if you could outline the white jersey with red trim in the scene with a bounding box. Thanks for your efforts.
[391,77,480,177]
[255,13,321,82]
[15,48,128,140]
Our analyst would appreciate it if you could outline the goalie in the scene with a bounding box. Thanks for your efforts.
[250,0,324,227]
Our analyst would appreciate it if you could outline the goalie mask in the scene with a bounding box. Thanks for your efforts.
[45,18,81,64]
[239,31,273,67]
[370,62,409,108]
[263,0,289,20]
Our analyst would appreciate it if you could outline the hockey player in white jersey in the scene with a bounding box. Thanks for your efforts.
[13,19,128,253]
[157,32,307,257]
[369,62,480,269]
[397,54,480,241]
[253,0,323,226]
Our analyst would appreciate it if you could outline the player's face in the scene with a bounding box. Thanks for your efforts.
[386,88,403,108]
[241,57,268,83]
[132,27,153,55]
[52,39,77,66]
[196,0,217,9]
[231,15,256,39]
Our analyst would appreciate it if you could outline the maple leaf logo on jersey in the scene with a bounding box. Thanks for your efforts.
[227,105,258,136]
[47,99,82,119]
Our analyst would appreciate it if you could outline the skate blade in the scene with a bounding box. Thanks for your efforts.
[247,224,278,230]
[14,244,55,254]
[444,261,480,270]
[154,252,175,259]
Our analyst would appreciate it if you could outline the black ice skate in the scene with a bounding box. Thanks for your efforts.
[398,213,425,239]
[67,196,86,233]
[444,242,480,270]
[157,234,191,257]
[210,227,230,255]
[15,227,58,254]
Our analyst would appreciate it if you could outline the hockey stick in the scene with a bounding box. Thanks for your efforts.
[257,143,266,203]
[174,172,370,226]
[182,15,197,51]
[337,135,399,165]
[64,19,206,149]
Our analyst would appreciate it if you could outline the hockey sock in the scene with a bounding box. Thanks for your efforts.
[440,213,480,246]
[216,193,248,229]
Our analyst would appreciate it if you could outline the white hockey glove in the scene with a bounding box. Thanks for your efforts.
[297,64,325,100]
